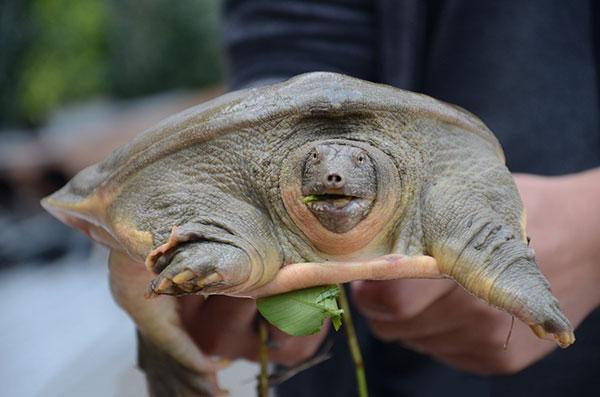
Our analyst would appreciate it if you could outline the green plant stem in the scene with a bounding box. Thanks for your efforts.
[337,285,368,397]
[258,317,269,397]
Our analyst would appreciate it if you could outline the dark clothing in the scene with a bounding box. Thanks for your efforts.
[223,1,600,396]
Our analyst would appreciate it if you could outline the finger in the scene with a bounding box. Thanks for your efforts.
[267,322,330,367]
[182,295,260,360]
[366,285,478,341]
[181,295,329,366]
[401,317,500,357]
[351,278,456,323]
[432,319,553,375]
[247,254,440,298]
[370,286,511,354]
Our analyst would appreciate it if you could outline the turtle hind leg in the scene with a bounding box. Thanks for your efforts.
[149,241,251,297]
[109,251,227,396]
[138,331,228,397]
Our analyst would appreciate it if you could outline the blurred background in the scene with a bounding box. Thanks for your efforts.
[0,1,256,395]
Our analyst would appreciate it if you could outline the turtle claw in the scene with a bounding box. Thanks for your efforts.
[147,240,250,297]
[172,269,196,284]
[157,278,174,293]
[196,272,224,288]
[555,331,576,348]
[529,324,547,339]
[151,269,225,296]
[528,324,575,348]
[145,277,174,298]
[171,269,223,290]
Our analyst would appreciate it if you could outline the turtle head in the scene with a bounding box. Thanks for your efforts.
[301,143,377,233]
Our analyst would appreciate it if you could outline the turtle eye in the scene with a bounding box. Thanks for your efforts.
[356,153,365,165]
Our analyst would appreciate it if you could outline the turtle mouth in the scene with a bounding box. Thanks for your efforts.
[303,193,364,207]
[303,193,375,233]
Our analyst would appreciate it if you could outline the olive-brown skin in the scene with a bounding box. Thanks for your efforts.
[301,143,377,233]
[42,72,573,396]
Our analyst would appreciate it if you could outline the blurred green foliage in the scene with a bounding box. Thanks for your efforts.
[0,0,223,128]
[17,0,110,124]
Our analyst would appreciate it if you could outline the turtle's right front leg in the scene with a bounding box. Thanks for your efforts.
[149,241,251,296]
[420,172,575,347]
[145,222,280,297]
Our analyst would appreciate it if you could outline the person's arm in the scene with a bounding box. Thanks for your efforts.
[223,0,379,89]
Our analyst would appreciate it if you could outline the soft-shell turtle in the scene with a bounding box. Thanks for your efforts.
[42,72,574,396]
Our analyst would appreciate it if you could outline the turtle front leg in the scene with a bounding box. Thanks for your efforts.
[421,172,575,348]
[146,222,282,297]
[149,241,251,297]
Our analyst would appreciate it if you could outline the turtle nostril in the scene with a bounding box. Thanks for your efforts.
[326,173,344,187]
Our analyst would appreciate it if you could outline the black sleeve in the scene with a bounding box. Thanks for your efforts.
[222,0,379,89]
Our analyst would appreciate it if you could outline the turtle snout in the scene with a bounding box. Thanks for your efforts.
[324,172,345,189]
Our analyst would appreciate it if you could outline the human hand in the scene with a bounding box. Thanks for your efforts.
[180,255,438,366]
[351,169,600,375]
[110,239,437,370]
[180,295,330,367]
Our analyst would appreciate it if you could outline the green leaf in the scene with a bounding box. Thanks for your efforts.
[256,285,343,336]
[303,194,319,204]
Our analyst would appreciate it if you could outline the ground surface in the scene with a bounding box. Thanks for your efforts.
[0,246,257,397]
